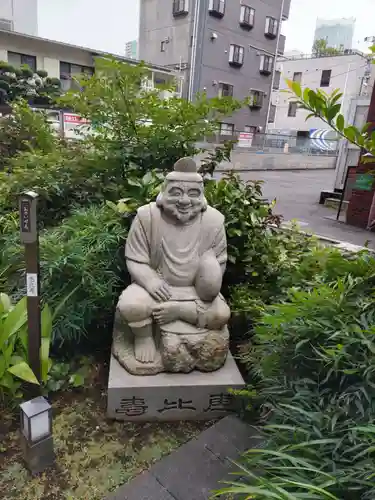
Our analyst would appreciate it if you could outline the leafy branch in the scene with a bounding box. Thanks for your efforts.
[286,79,375,156]
[286,45,375,156]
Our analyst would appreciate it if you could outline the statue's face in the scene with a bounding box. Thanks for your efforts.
[160,181,205,223]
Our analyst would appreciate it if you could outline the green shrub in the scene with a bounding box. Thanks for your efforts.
[0,62,61,104]
[0,144,124,227]
[0,99,58,171]
[3,204,128,347]
[218,249,375,500]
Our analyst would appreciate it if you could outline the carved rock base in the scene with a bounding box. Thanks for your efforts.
[107,354,245,421]
[112,310,229,376]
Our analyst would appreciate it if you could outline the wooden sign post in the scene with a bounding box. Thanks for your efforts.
[19,191,41,383]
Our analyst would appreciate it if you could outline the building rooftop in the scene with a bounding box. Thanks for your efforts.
[0,28,178,75]
[279,49,369,62]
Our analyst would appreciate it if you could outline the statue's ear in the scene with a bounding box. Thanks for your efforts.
[201,196,208,211]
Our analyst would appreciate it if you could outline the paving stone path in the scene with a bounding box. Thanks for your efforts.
[107,416,260,500]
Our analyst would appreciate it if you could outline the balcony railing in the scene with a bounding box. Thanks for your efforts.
[282,0,291,20]
[278,34,286,56]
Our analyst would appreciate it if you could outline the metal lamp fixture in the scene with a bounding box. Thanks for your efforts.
[20,396,55,474]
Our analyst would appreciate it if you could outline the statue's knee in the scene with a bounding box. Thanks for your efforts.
[218,301,231,325]
[207,299,230,329]
[118,290,150,323]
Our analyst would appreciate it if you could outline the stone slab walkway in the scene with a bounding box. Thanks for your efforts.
[107,416,260,500]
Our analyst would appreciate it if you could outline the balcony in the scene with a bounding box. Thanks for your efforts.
[282,0,291,20]
[278,34,286,56]
[140,69,184,98]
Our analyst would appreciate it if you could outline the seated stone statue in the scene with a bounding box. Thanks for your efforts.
[112,157,231,375]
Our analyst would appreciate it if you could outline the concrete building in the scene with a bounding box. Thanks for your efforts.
[0,28,182,93]
[313,18,355,51]
[139,0,291,132]
[125,40,138,60]
[0,0,38,36]
[334,96,372,192]
[269,51,374,137]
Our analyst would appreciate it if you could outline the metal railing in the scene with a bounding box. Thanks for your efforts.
[203,131,340,156]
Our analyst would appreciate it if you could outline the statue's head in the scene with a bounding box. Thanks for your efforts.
[156,158,207,224]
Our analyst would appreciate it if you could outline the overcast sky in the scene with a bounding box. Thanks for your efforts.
[37,0,375,55]
[284,0,375,53]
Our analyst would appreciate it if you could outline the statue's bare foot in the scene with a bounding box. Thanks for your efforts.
[134,335,157,363]
[153,301,180,325]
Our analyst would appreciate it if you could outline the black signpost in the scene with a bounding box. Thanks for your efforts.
[19,191,41,384]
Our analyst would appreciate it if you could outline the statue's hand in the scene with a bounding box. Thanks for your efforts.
[147,279,171,302]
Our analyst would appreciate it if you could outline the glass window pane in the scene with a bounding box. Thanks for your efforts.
[21,55,36,72]
[7,52,21,68]
[30,412,50,442]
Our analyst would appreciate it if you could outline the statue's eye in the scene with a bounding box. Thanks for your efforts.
[169,188,183,196]
[188,190,200,198]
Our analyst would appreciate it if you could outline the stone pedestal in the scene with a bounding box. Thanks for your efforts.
[107,354,245,421]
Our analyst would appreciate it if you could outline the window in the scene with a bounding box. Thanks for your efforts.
[240,5,255,29]
[208,0,225,18]
[60,62,93,91]
[293,72,302,84]
[259,55,273,75]
[273,70,281,89]
[265,17,278,38]
[173,0,188,16]
[244,125,256,133]
[218,82,233,97]
[161,41,166,52]
[8,52,36,72]
[288,102,298,117]
[220,123,235,135]
[229,44,244,67]
[320,69,331,87]
[268,105,276,123]
[249,89,264,108]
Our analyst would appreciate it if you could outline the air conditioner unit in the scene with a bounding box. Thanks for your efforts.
[0,18,13,31]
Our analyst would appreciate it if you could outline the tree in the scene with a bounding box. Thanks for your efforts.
[0,61,61,105]
[58,57,243,173]
[312,38,342,57]
[0,99,58,171]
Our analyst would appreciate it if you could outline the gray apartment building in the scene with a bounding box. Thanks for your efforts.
[139,0,291,132]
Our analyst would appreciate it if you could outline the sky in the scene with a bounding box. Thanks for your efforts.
[37,0,375,56]
[37,0,139,55]
[284,0,375,53]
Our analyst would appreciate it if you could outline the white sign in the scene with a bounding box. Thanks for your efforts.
[63,113,92,140]
[26,274,38,297]
[238,132,254,148]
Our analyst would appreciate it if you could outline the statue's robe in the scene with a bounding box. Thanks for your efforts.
[125,203,227,302]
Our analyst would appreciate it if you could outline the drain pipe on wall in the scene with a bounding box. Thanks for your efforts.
[265,0,285,130]
[188,0,200,102]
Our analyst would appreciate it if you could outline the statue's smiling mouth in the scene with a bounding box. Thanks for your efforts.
[176,206,191,213]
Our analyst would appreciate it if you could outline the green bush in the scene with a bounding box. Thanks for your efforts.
[0,61,61,104]
[218,249,375,500]
[0,144,124,227]
[0,99,58,171]
[3,204,128,347]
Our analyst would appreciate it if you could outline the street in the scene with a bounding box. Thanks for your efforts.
[217,169,375,249]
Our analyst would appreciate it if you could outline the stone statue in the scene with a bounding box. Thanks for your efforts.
[112,157,231,375]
